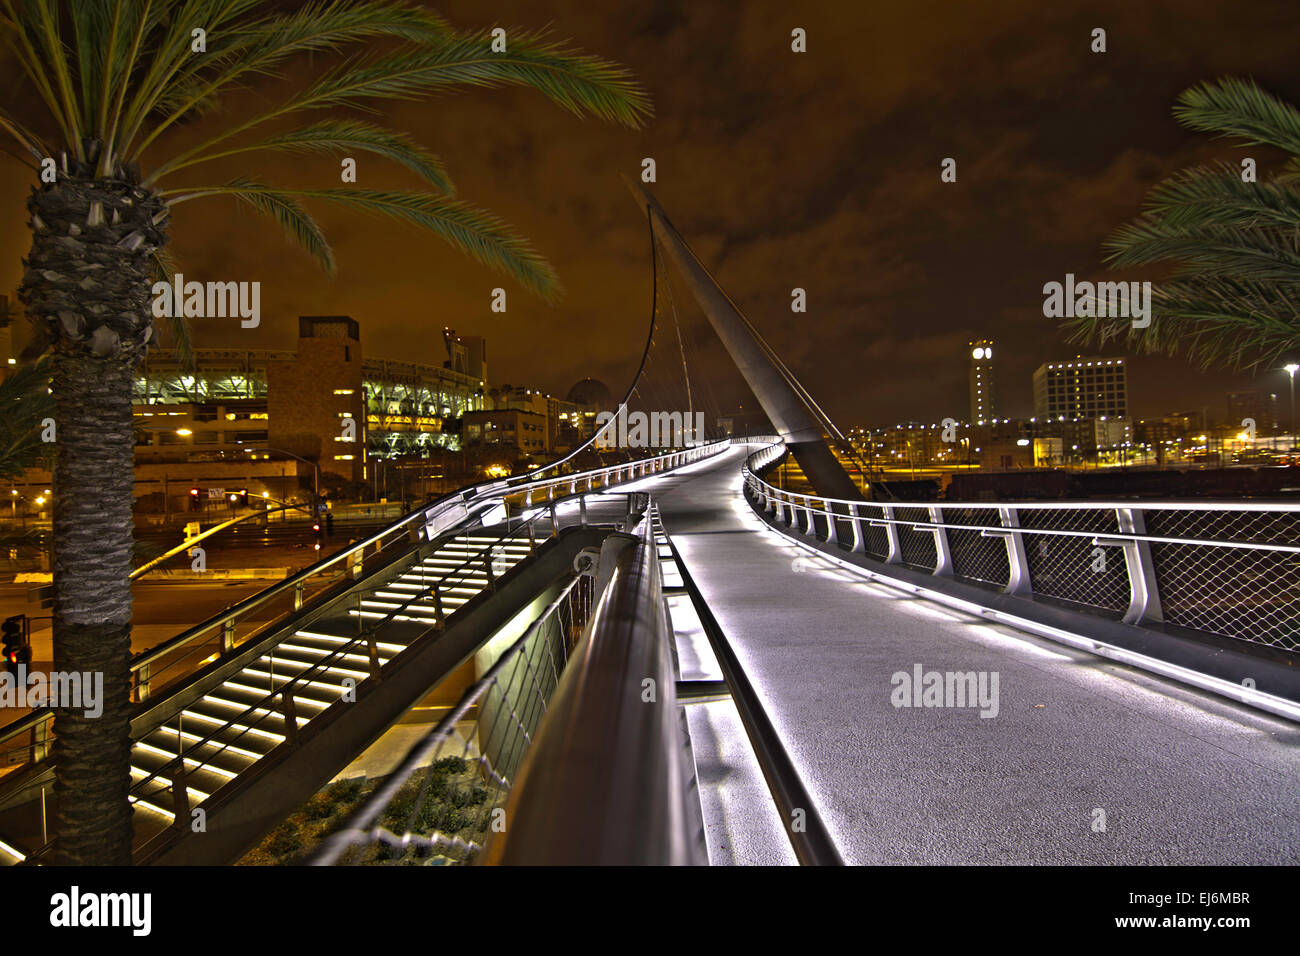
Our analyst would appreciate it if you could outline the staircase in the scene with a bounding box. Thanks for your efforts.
[126,534,535,834]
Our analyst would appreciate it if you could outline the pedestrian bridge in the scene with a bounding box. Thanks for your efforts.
[2,177,1298,865]
[2,437,1297,865]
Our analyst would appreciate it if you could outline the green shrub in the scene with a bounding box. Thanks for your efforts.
[302,793,336,821]
[432,755,468,775]
[327,778,364,803]
[265,822,303,858]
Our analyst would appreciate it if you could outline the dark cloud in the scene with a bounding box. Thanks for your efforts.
[3,0,1300,425]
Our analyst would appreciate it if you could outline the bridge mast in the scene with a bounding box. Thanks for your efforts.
[626,179,863,501]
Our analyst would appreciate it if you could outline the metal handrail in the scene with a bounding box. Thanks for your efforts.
[743,441,1300,551]
[741,439,1300,655]
[20,498,612,863]
[0,441,731,759]
[120,494,613,816]
[306,573,589,865]
[745,440,1300,514]
[122,507,555,816]
[486,510,705,865]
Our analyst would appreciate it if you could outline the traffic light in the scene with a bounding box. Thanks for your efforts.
[325,513,334,537]
[236,488,249,506]
[2,614,30,676]
[189,487,202,511]
[312,521,323,551]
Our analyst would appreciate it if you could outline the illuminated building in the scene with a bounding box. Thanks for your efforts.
[968,339,996,425]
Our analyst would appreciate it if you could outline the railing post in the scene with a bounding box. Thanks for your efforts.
[135,662,151,703]
[282,690,299,746]
[367,636,381,679]
[821,499,837,545]
[31,714,51,762]
[928,506,953,576]
[171,758,189,831]
[1115,507,1164,624]
[849,503,865,553]
[294,580,305,611]
[878,505,901,564]
[221,618,236,653]
[350,546,364,579]
[484,550,496,588]
[549,499,559,537]
[999,506,1032,596]
[579,495,587,527]
[432,583,446,628]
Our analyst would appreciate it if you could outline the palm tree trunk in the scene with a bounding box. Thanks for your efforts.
[20,166,167,865]
[49,351,137,865]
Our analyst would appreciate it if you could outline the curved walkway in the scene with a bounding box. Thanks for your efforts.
[650,444,1300,864]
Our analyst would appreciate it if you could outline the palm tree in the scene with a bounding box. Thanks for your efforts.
[0,356,54,480]
[1065,77,1300,371]
[0,0,649,865]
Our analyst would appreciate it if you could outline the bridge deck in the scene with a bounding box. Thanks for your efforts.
[649,445,1300,864]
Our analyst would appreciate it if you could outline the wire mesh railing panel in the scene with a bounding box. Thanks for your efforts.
[895,507,937,571]
[1015,508,1127,615]
[942,507,1010,588]
[744,440,1300,658]
[309,574,592,865]
[861,518,891,560]
[1145,509,1300,651]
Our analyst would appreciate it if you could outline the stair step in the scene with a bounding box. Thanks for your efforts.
[242,666,357,697]
[138,728,269,766]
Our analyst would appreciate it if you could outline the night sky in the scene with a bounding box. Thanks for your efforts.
[4,0,1300,426]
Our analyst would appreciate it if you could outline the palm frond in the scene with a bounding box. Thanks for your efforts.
[1103,216,1300,281]
[173,177,337,275]
[0,105,50,161]
[1174,76,1300,155]
[1066,78,1300,371]
[0,0,78,150]
[155,118,455,193]
[149,245,194,368]
[149,25,651,181]
[167,183,561,298]
[124,0,453,160]
[1063,276,1300,373]
[0,356,55,480]
[1123,162,1300,233]
[289,28,652,125]
[117,0,264,153]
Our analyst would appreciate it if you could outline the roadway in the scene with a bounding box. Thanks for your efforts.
[644,444,1300,864]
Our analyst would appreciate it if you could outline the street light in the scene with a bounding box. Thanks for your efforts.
[1285,363,1299,453]
[247,447,320,514]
